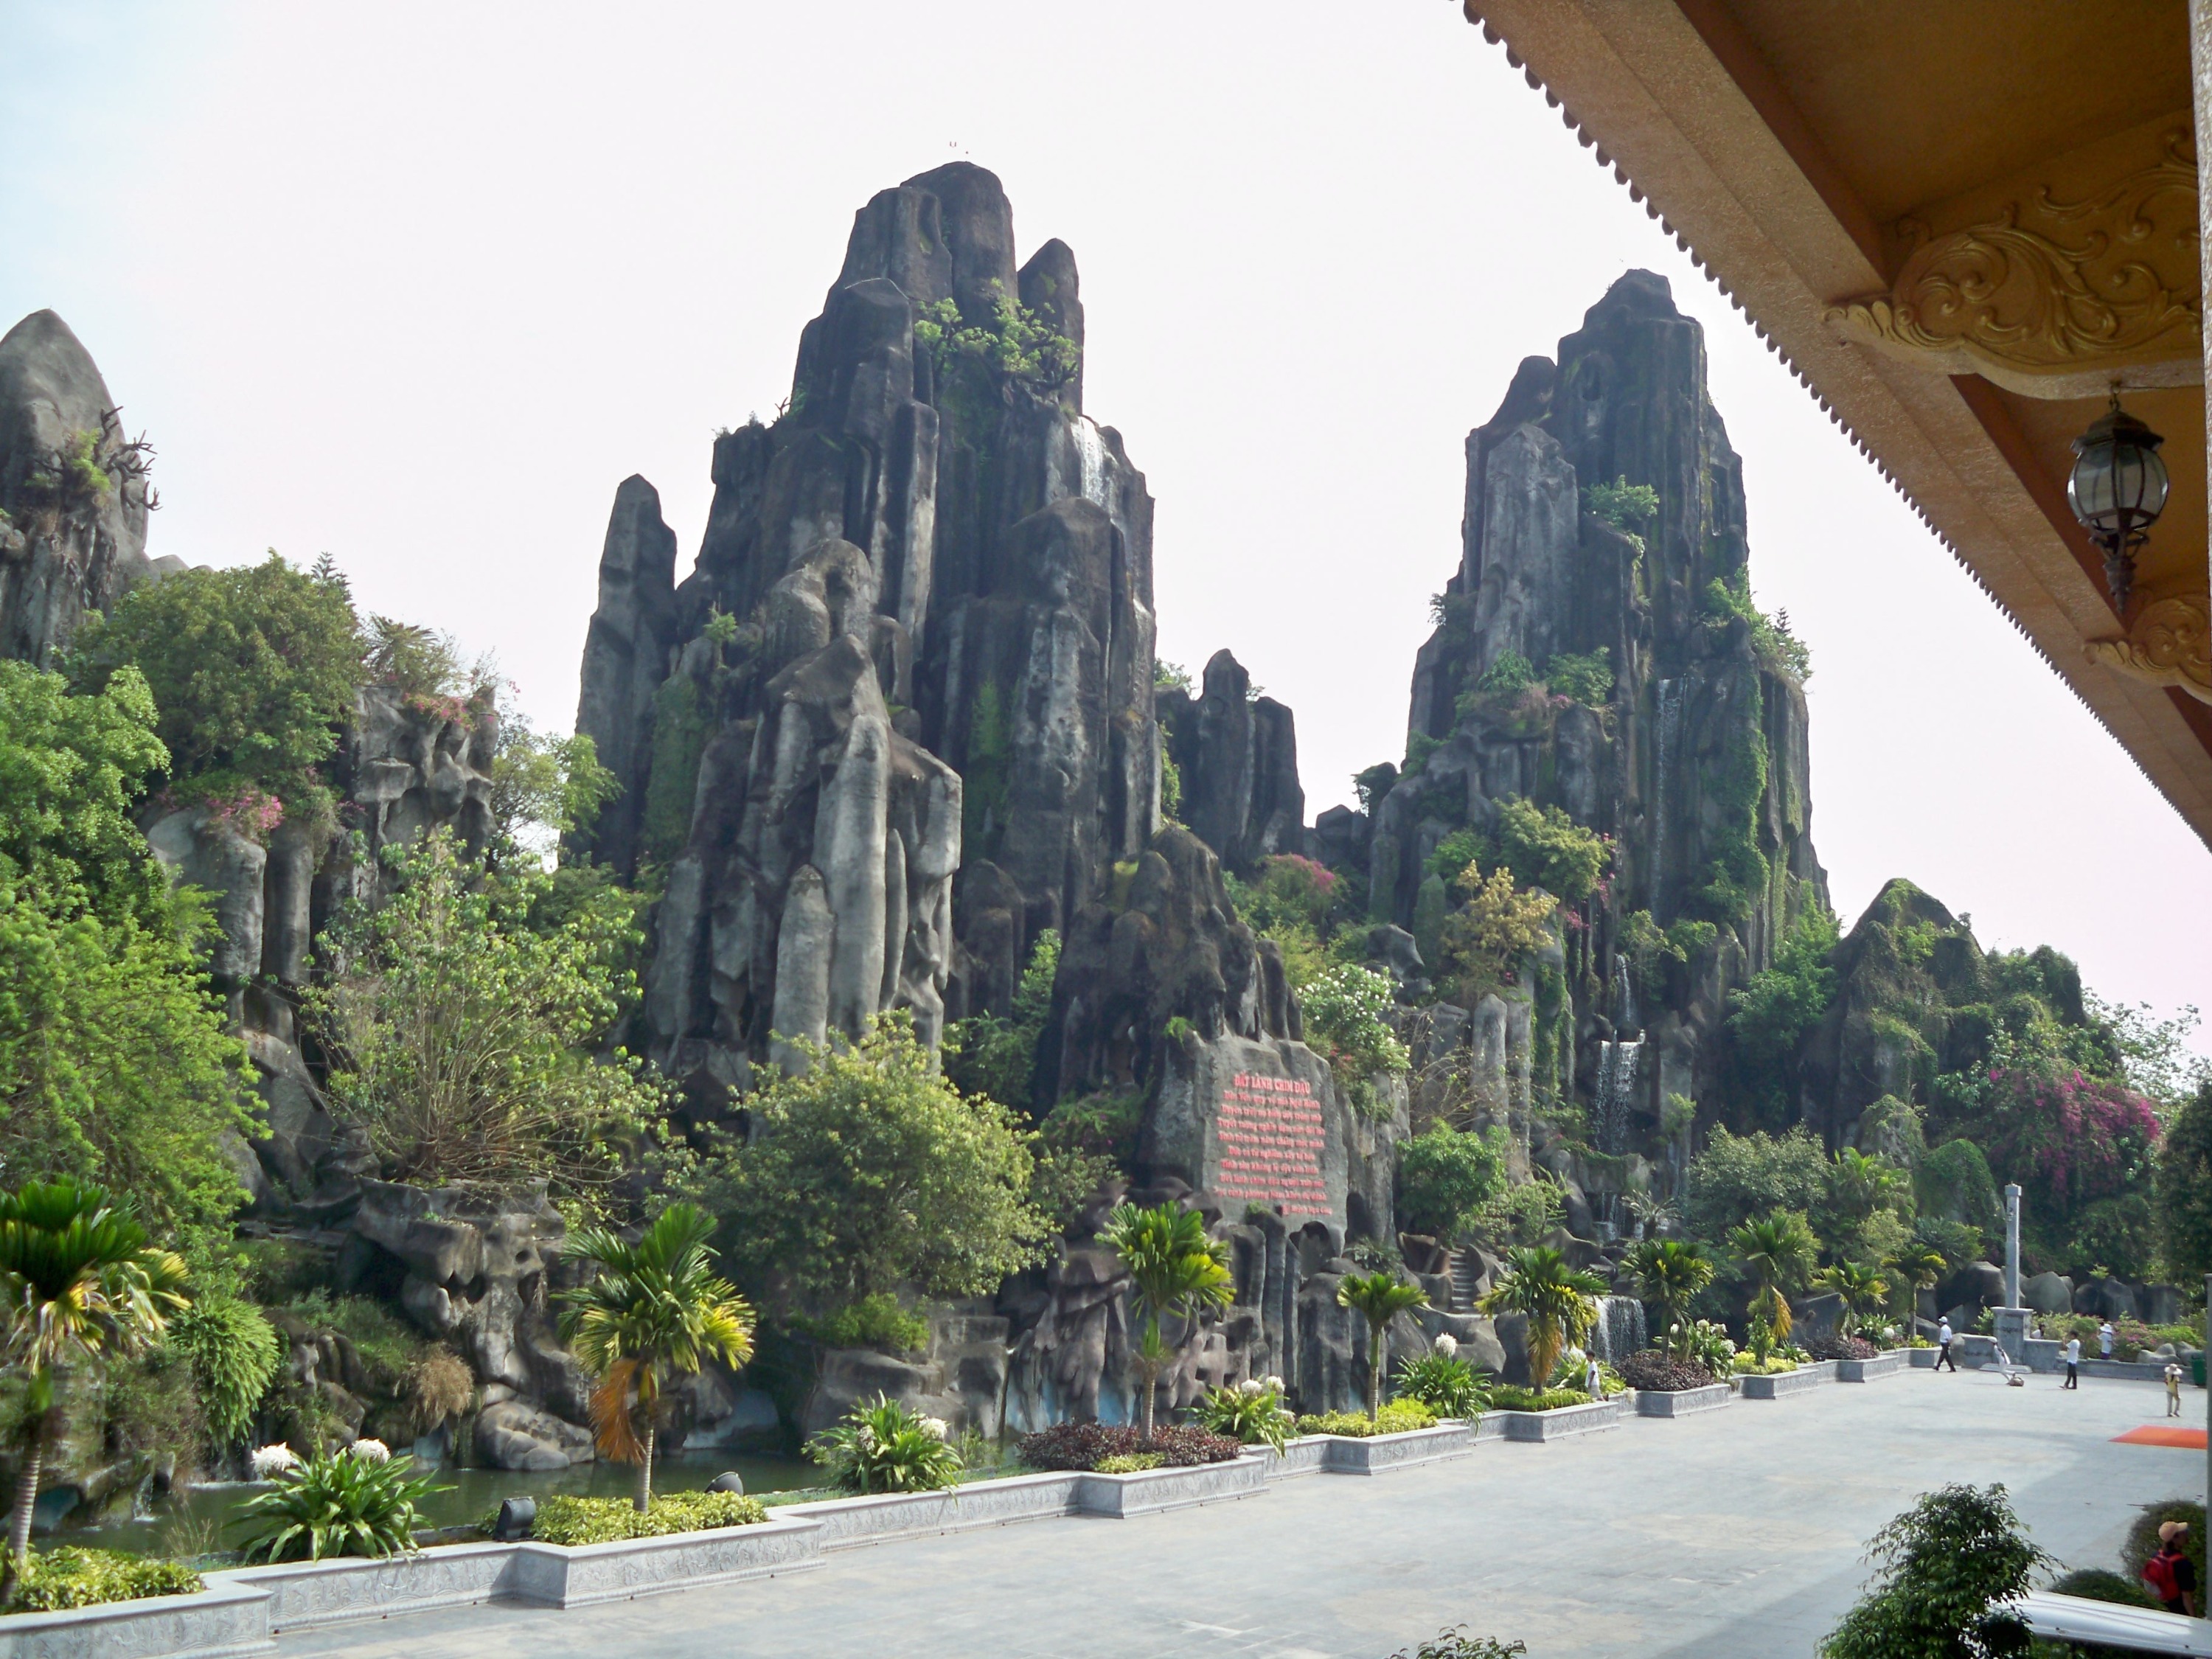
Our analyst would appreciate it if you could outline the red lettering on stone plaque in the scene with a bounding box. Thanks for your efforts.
[1211,1071,1327,1211]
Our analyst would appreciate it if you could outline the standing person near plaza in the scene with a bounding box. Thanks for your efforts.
[2064,1335,2081,1388]
[2165,1362,2184,1416]
[2099,1319,2116,1360]
[1935,1317,1957,1371]
[1585,1354,1603,1399]
[2143,1522,2198,1616]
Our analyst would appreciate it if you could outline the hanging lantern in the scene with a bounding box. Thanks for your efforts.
[2066,397,2170,613]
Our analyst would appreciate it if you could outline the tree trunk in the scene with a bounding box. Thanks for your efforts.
[1138,1363,1156,1443]
[3,1440,43,1605]
[1367,1347,1381,1420]
[636,1424,655,1513]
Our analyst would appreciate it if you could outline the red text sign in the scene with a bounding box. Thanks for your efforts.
[1211,1071,1327,1211]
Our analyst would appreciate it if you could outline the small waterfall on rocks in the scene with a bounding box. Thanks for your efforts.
[1614,957,1638,1037]
[1651,678,1682,911]
[1585,1295,1648,1366]
[1071,416,1109,507]
[1595,1037,1643,1154]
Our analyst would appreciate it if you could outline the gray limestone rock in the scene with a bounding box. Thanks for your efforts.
[569,475,681,874]
[476,1399,595,1472]
[2022,1271,2074,1316]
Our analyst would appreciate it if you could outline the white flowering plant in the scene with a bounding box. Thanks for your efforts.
[807,1395,964,1494]
[249,1444,298,1480]
[1192,1377,1293,1453]
[348,1439,391,1465]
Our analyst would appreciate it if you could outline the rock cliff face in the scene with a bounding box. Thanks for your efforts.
[1321,272,1829,1202]
[0,311,163,667]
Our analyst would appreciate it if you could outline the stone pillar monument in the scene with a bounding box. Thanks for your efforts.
[1993,1184,2030,1363]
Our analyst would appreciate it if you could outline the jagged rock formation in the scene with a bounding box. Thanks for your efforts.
[1158,650,1306,877]
[0,311,164,666]
[1322,271,1829,1194]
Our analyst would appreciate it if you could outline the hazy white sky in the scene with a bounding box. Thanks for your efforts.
[4,1,2207,1053]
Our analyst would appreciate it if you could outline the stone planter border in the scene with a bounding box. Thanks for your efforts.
[1837,1351,1910,1382]
[1495,1397,1623,1441]
[1315,1421,1478,1475]
[1739,1362,1837,1399]
[1633,1382,1733,1417]
[0,1575,271,1659]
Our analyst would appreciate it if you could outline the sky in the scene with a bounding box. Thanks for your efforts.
[3,1,2207,1057]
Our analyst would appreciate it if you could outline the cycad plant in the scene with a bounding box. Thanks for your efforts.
[1096,1202,1233,1441]
[1337,1271,1430,1420]
[1815,1259,1891,1340]
[0,1180,188,1601]
[1728,1211,1816,1359]
[1623,1238,1712,1362]
[1481,1245,1604,1389]
[560,1202,756,1511]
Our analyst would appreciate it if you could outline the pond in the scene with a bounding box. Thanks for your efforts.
[69,1449,821,1561]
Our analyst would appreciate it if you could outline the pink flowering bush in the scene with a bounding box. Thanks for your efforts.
[204,785,285,842]
[1969,1064,2160,1224]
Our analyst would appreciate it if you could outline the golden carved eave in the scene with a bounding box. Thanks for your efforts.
[2086,590,2212,704]
[1826,130,2202,400]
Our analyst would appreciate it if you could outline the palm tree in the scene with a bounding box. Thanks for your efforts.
[560,1203,756,1511]
[1729,1211,1817,1354]
[1624,1238,1713,1361]
[1887,1239,1948,1346]
[1481,1245,1606,1388]
[1096,1203,1233,1441]
[1335,1271,1430,1419]
[1815,1259,1891,1339]
[0,1180,187,1600]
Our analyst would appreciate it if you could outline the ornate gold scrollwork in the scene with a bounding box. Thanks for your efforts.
[2086,591,2212,704]
[1827,131,2201,394]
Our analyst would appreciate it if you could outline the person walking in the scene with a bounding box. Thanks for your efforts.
[2099,1319,2116,1361]
[2165,1362,2184,1417]
[1935,1316,1957,1372]
[2142,1521,2197,1616]
[2064,1335,2081,1388]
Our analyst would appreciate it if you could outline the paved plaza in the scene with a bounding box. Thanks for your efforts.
[290,1372,2204,1659]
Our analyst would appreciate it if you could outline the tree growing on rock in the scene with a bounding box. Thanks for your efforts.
[1096,1201,1233,1441]
[561,1203,755,1512]
[694,1014,1052,1317]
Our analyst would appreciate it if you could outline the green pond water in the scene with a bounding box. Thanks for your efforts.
[73,1450,820,1561]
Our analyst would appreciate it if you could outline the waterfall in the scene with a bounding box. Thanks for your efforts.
[1614,957,1637,1037]
[1071,417,1109,508]
[1651,678,1681,909]
[1595,1037,1643,1153]
[1586,1295,1648,1365]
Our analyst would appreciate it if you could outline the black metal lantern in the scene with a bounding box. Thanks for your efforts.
[2066,397,2170,613]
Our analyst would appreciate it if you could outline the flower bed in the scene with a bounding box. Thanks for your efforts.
[528,1491,768,1545]
[1616,1350,1724,1393]
[1486,1385,1592,1413]
[1014,1421,1241,1471]
[1294,1401,1440,1438]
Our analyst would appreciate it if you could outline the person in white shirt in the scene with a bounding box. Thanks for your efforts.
[2098,1320,2116,1360]
[1935,1317,1957,1372]
[2064,1336,2081,1388]
[1585,1355,1603,1399]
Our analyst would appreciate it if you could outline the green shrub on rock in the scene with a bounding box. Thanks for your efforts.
[529,1490,768,1546]
[1,1545,201,1613]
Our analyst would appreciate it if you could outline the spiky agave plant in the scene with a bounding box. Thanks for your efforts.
[560,1203,755,1511]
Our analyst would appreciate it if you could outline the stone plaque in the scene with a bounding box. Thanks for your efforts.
[1211,1071,1328,1213]
[1145,1033,1348,1231]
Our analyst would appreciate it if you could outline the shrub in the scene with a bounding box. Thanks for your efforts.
[1391,1632,1528,1659]
[1300,965,1410,1116]
[1489,796,1607,903]
[167,1296,280,1451]
[529,1490,767,1545]
[1093,1453,1164,1474]
[2051,1567,2157,1609]
[1617,1350,1715,1393]
[1397,1124,1509,1241]
[793,1293,931,1354]
[1015,1422,1242,1470]
[1191,1379,1294,1453]
[1486,1386,1590,1413]
[1679,1318,1739,1380]
[402,1348,476,1433]
[236,1447,446,1562]
[1821,1484,2048,1659]
[1803,1334,1878,1363]
[1,1545,202,1613]
[807,1396,963,1494]
[1295,1401,1439,1437]
[1394,1352,1489,1419]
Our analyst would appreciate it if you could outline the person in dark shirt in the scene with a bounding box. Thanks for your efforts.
[2143,1521,2197,1616]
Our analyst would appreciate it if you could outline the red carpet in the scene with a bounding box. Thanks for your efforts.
[2114,1425,2208,1447]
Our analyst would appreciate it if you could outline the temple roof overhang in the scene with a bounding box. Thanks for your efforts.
[1461,0,2212,846]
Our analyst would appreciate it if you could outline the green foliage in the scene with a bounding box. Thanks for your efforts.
[2088,995,2212,1114]
[1729,1211,1818,1344]
[529,1490,767,1545]
[70,552,364,827]
[1916,1138,2003,1239]
[912,285,1079,392]
[1703,568,1813,682]
[1300,964,1411,1118]
[310,828,663,1196]
[169,1295,279,1450]
[639,672,709,867]
[279,1290,435,1395]
[1396,1122,1509,1239]
[1470,1177,1565,1249]
[1490,796,1607,902]
[1394,1350,1489,1419]
[1191,1379,1294,1452]
[1338,1270,1430,1419]
[1389,1630,1526,1659]
[1159,746,1183,822]
[808,1394,964,1493]
[562,1203,755,1504]
[1481,1245,1604,1386]
[944,930,1060,1113]
[1099,1201,1235,1436]
[236,1448,446,1562]
[1094,1452,1164,1472]
[2158,1082,2212,1281]
[697,1015,1051,1310]
[1295,1400,1438,1437]
[1154,659,1193,695]
[0,661,170,922]
[1425,827,1486,892]
[1,1546,201,1613]
[793,1292,930,1354]
[1624,1239,1714,1359]
[1728,907,1840,1121]
[1544,647,1614,706]
[1692,687,1772,923]
[493,715,618,857]
[961,680,1012,857]
[1820,1485,2047,1659]
[1353,762,1399,814]
[1685,1127,1826,1240]
[2120,1500,2206,1593]
[1583,476,1660,538]
[1485,1385,1592,1412]
[1471,651,1537,702]
[1037,1089,1144,1166]
[1815,1259,1891,1336]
